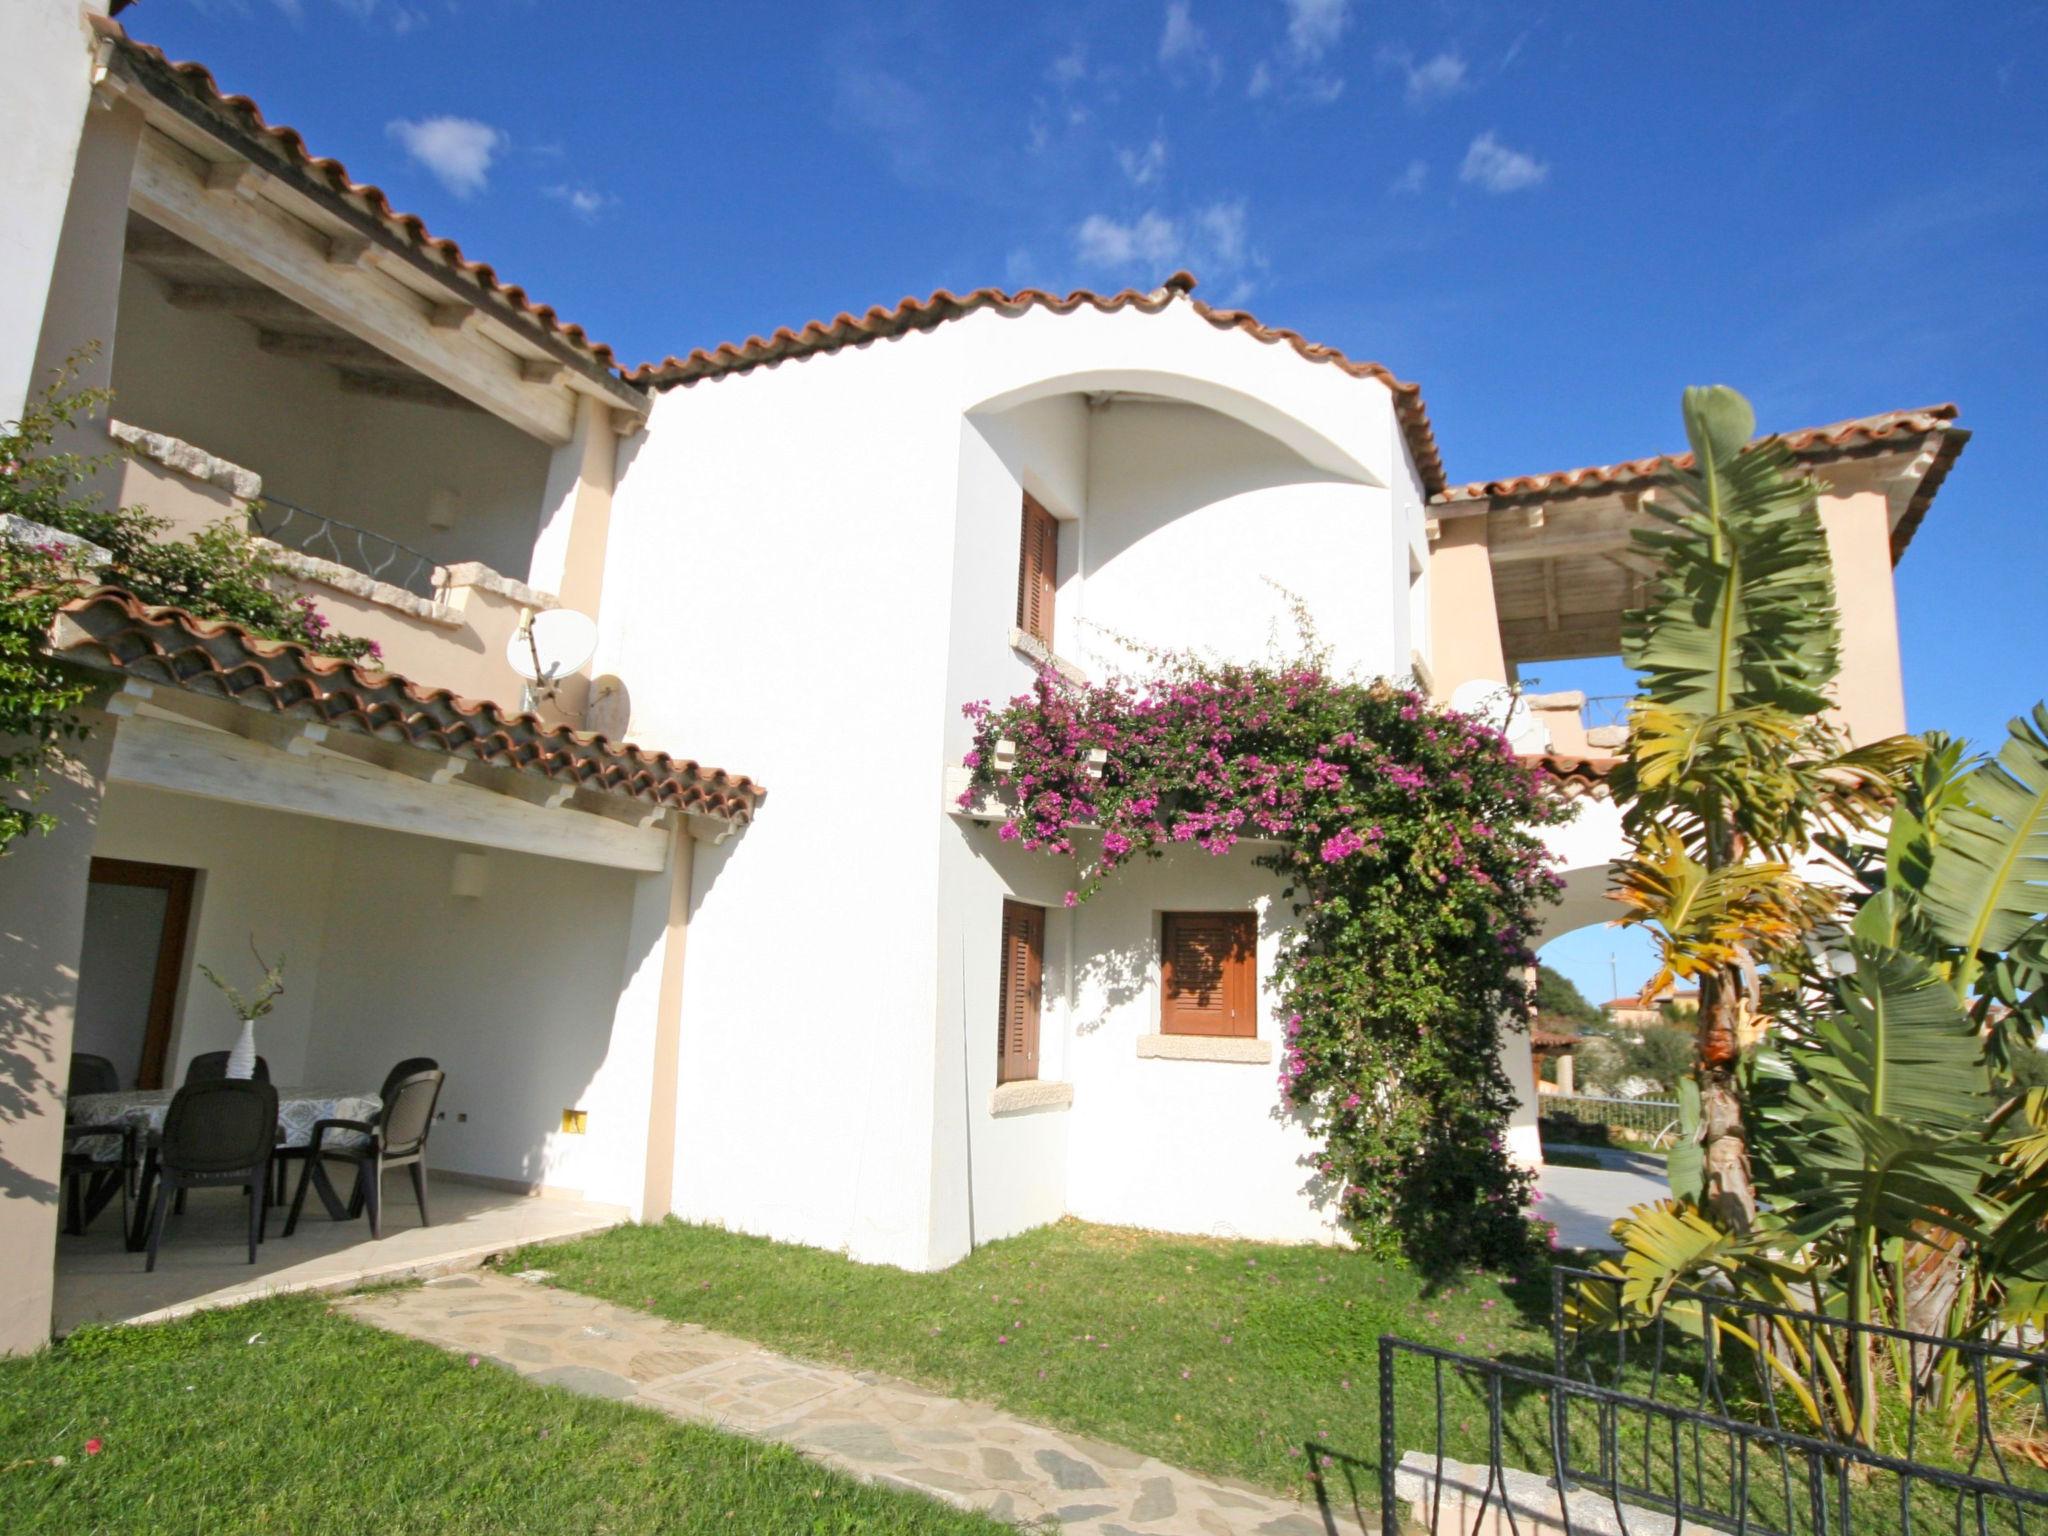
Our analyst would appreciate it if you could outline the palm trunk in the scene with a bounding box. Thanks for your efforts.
[1695,968,1757,1231]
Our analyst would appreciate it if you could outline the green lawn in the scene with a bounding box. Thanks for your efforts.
[0,1292,1011,1536]
[509,1216,1555,1502]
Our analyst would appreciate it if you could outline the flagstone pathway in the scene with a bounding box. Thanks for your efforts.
[340,1271,1368,1535]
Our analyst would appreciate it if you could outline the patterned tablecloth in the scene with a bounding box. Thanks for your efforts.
[68,1084,382,1159]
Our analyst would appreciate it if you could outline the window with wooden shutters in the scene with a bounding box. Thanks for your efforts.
[1160,912,1257,1038]
[996,900,1046,1083]
[1015,493,1059,645]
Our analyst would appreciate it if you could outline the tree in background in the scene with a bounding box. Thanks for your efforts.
[1535,963,1605,1031]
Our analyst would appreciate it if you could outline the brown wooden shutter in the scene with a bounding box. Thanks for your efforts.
[1160,912,1257,1038]
[1015,493,1059,645]
[996,899,1045,1083]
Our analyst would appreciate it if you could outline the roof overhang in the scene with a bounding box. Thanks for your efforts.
[1432,409,1967,666]
[47,589,763,865]
[91,19,650,442]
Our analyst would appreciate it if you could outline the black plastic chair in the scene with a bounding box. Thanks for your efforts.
[286,1068,444,1240]
[70,1053,120,1096]
[185,1050,270,1084]
[380,1057,440,1101]
[62,1053,134,1236]
[141,1079,279,1271]
[271,1056,442,1206]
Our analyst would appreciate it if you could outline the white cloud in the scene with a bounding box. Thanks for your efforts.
[1159,1,1222,85]
[544,184,613,221]
[1378,48,1468,107]
[1247,61,1273,99]
[1075,210,1181,267]
[385,115,504,197]
[1460,131,1548,193]
[1194,199,1247,266]
[1388,158,1428,195]
[1285,0,1350,61]
[1050,43,1088,84]
[1117,137,1169,187]
[1072,198,1260,294]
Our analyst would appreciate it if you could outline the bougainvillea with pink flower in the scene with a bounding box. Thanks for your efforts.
[960,645,1571,1273]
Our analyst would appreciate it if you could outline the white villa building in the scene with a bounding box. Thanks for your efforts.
[0,5,1969,1352]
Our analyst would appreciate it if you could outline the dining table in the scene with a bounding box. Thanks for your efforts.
[68,1084,382,1252]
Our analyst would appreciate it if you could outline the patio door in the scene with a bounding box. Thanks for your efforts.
[75,858,196,1090]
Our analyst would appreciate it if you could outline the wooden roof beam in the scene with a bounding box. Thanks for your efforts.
[130,129,576,443]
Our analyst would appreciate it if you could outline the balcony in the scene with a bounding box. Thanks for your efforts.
[106,418,556,710]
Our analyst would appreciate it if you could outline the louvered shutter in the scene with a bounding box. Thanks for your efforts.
[1015,494,1059,645]
[996,900,1045,1083]
[1160,912,1257,1038]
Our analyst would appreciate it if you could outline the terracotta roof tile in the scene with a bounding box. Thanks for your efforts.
[1520,753,1619,801]
[622,271,1448,495]
[1438,406,1969,559]
[96,17,624,377]
[49,588,764,823]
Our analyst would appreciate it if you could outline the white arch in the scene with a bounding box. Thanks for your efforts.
[970,368,1382,485]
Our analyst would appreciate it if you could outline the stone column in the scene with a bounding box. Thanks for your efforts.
[0,710,115,1355]
[638,827,695,1221]
[1817,488,1908,744]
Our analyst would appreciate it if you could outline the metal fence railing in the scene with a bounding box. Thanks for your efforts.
[1372,1331,2048,1535]
[248,495,438,599]
[1539,1092,1682,1143]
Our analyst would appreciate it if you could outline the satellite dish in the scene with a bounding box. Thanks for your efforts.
[508,607,598,685]
[1448,679,1548,755]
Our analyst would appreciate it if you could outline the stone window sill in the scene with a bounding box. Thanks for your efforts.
[1136,1034,1272,1064]
[989,1080,1074,1116]
[1008,627,1087,684]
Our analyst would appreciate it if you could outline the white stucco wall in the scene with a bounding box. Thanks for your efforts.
[0,3,106,422]
[302,827,649,1202]
[603,295,1425,1267]
[93,785,340,1086]
[1076,400,1389,674]
[88,781,659,1204]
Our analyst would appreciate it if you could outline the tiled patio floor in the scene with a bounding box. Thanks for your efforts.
[53,1175,626,1334]
[346,1271,1369,1535]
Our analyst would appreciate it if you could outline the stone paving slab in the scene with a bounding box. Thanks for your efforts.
[340,1271,1367,1535]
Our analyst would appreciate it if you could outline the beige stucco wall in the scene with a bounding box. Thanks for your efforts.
[0,712,115,1356]
[1427,515,1509,698]
[1818,488,1908,744]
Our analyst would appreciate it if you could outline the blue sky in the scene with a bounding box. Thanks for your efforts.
[138,1,2045,1000]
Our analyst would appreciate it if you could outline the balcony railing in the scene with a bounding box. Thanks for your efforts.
[248,496,438,599]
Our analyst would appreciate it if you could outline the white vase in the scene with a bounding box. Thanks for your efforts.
[226,1018,258,1079]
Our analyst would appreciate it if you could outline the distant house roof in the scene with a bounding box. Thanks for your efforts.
[1603,989,1698,1012]
[49,587,765,824]
[620,272,1451,497]
[1436,405,1968,560]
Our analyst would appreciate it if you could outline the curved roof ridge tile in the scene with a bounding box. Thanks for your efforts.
[621,275,1446,494]
[50,587,764,819]
[1440,404,1963,504]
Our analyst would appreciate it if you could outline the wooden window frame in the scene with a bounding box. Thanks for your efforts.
[1015,492,1059,647]
[86,857,198,1090]
[1159,911,1257,1039]
[996,899,1046,1084]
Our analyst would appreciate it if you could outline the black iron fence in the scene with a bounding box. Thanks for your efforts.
[1360,1265,2048,1533]
[248,495,439,599]
[1376,1331,2048,1534]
